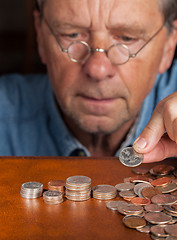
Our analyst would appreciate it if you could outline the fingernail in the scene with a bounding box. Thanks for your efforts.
[134,137,147,150]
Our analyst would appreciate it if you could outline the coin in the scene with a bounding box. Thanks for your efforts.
[132,167,149,175]
[144,204,164,213]
[131,197,151,206]
[144,212,172,224]
[106,201,122,211]
[150,225,169,237]
[123,215,146,229]
[157,183,177,194]
[43,190,63,204]
[165,224,177,237]
[152,165,175,176]
[151,177,172,187]
[92,185,117,200]
[119,190,136,199]
[151,194,177,205]
[136,224,151,233]
[48,180,65,193]
[119,147,143,167]
[115,182,134,191]
[133,182,152,196]
[20,181,43,199]
[141,186,162,199]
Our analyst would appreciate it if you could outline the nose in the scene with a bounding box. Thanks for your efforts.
[83,50,116,81]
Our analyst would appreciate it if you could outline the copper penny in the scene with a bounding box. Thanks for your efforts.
[151,194,177,205]
[151,177,172,187]
[165,224,177,237]
[157,183,177,194]
[131,197,151,205]
[152,165,175,175]
[130,175,150,183]
[48,180,66,192]
[144,212,172,224]
[145,204,164,213]
[123,215,146,229]
[141,187,162,199]
[132,167,149,175]
[150,224,169,237]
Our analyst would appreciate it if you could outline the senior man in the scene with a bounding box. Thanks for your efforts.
[0,0,176,160]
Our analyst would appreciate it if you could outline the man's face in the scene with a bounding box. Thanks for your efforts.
[37,0,170,134]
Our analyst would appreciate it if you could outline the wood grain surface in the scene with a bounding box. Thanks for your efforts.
[0,156,176,240]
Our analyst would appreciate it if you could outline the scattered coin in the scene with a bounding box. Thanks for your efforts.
[151,177,172,187]
[132,167,149,175]
[119,190,136,199]
[141,186,162,199]
[119,147,144,167]
[144,204,164,213]
[115,182,134,191]
[150,224,169,237]
[131,197,151,206]
[144,212,172,224]
[123,215,146,229]
[165,224,177,237]
[156,183,177,194]
[151,194,177,205]
[106,201,123,211]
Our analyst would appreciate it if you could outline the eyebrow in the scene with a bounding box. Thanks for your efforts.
[50,19,151,39]
[109,23,151,39]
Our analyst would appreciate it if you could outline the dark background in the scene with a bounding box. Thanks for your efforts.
[0,0,176,75]
[0,0,45,75]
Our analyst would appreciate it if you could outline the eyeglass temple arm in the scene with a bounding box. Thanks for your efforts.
[130,24,165,58]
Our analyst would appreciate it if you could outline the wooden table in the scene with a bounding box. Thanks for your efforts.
[0,156,176,240]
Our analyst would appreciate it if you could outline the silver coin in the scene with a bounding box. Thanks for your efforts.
[144,212,172,224]
[21,182,43,190]
[150,225,169,237]
[115,182,134,191]
[106,201,122,211]
[119,147,144,167]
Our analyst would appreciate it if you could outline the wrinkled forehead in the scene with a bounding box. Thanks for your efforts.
[42,0,163,29]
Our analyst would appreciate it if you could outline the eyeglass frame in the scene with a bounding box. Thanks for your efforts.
[43,17,165,65]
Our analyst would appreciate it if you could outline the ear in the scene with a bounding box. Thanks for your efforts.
[33,10,47,64]
[158,20,177,74]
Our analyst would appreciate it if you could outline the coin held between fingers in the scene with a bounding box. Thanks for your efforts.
[119,147,144,167]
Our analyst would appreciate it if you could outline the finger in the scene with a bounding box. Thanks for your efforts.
[163,94,177,142]
[133,100,165,153]
[142,133,177,163]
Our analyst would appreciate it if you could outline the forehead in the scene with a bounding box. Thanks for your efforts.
[44,0,163,29]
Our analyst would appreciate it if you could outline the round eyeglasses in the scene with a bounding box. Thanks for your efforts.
[44,18,164,65]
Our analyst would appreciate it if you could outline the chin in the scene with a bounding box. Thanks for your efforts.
[74,116,124,135]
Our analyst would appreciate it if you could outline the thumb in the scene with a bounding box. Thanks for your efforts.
[136,133,177,163]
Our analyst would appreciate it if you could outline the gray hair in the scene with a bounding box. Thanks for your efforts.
[35,0,177,32]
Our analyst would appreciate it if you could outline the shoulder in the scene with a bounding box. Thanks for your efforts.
[0,74,50,118]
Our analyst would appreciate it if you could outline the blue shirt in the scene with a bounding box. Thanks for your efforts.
[0,60,177,156]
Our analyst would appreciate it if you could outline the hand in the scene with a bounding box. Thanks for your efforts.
[133,92,177,163]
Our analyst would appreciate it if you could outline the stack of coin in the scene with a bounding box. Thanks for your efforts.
[48,180,66,195]
[65,175,91,201]
[20,182,43,199]
[43,190,63,204]
[92,184,117,200]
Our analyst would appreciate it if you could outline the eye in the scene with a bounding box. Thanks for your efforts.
[65,33,80,39]
[121,36,135,42]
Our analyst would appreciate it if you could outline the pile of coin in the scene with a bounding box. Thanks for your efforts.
[92,184,117,200]
[48,180,66,195]
[20,182,43,199]
[43,190,64,204]
[65,175,92,201]
[106,164,177,240]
